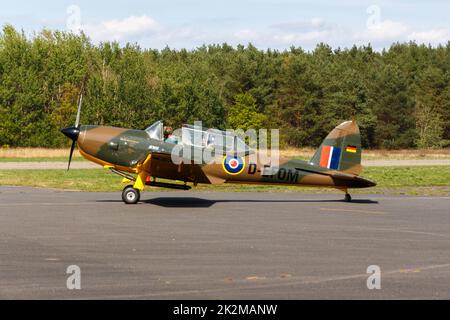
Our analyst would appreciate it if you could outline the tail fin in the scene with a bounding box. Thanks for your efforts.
[310,119,362,175]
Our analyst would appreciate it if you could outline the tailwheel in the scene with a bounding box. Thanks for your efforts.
[344,193,352,202]
[122,185,140,204]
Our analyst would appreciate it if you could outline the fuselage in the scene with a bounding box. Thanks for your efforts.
[70,125,375,190]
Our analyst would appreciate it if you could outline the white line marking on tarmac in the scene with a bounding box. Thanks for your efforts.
[76,263,450,299]
[368,196,450,201]
[0,202,111,207]
[349,226,450,239]
[320,208,387,215]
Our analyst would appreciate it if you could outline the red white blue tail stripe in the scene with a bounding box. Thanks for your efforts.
[319,145,341,170]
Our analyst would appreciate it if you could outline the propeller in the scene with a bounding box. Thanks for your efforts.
[61,93,83,171]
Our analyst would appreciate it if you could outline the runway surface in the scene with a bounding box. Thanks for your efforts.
[0,186,449,299]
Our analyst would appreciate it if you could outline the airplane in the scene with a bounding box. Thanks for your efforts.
[61,95,376,204]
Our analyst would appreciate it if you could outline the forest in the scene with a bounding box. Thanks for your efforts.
[0,25,448,149]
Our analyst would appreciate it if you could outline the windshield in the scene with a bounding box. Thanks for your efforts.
[145,120,163,141]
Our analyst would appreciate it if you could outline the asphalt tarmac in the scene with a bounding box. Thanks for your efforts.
[0,186,449,299]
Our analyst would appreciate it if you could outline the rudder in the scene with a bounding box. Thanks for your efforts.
[310,120,362,175]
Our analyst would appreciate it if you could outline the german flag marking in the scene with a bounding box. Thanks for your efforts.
[346,145,357,153]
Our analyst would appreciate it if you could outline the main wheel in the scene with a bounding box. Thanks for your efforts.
[122,185,140,204]
[344,193,352,202]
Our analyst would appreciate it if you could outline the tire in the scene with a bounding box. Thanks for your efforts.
[122,186,140,204]
[344,193,352,202]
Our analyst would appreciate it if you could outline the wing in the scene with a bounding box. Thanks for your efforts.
[146,152,213,184]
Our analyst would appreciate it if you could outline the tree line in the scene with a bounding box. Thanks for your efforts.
[0,25,448,149]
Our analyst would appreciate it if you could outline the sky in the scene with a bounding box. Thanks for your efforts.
[0,0,449,50]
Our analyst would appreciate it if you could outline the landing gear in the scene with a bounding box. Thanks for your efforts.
[344,193,352,202]
[122,185,140,204]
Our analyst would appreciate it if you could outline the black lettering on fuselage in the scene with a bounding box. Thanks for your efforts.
[260,166,298,183]
[278,168,287,180]
[276,168,299,183]
[286,169,299,183]
[248,163,257,175]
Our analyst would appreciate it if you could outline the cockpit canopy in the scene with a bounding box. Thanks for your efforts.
[145,120,252,155]
[145,120,163,141]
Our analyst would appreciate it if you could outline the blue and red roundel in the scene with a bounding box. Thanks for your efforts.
[222,156,245,175]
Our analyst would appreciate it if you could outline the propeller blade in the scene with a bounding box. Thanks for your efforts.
[67,140,76,171]
[61,127,80,171]
[75,93,83,128]
[63,88,83,170]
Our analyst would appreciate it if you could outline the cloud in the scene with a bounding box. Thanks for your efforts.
[271,18,325,31]
[232,18,336,48]
[354,20,409,42]
[274,30,330,43]
[82,15,161,42]
[234,29,260,41]
[80,15,201,48]
[408,29,450,44]
[232,28,331,48]
[76,14,449,50]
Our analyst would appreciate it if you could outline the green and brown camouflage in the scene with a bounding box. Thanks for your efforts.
[62,119,376,196]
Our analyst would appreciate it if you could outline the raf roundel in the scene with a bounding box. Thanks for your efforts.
[222,156,245,175]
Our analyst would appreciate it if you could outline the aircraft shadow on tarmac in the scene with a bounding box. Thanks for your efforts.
[96,197,378,208]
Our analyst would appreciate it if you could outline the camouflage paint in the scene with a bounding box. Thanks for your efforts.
[73,120,376,190]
